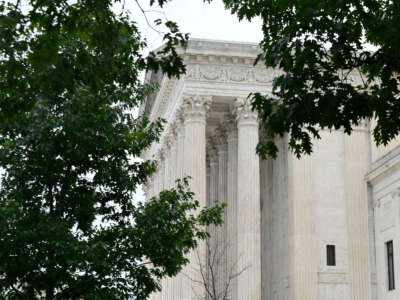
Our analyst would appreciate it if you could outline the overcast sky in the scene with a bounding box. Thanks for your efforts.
[127,0,263,51]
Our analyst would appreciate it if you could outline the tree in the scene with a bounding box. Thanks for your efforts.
[222,0,400,158]
[186,238,249,300]
[0,0,223,299]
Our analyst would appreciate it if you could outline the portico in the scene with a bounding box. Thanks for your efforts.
[141,39,375,300]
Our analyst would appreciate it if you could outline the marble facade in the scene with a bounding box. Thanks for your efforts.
[140,39,400,300]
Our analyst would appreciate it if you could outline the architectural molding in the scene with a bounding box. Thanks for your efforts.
[366,144,400,185]
[391,187,400,199]
[318,272,348,284]
[150,77,178,121]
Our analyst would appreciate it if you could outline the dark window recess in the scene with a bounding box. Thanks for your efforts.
[387,240,395,291]
[327,245,336,266]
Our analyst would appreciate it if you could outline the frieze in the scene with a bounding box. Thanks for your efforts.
[185,64,279,84]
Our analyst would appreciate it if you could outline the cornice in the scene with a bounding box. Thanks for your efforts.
[149,77,178,122]
[184,38,261,59]
[366,144,400,185]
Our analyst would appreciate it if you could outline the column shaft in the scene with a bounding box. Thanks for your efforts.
[182,95,211,300]
[227,119,238,300]
[216,130,228,297]
[235,98,261,300]
[171,113,185,300]
[290,153,318,300]
[209,146,219,297]
[345,124,372,300]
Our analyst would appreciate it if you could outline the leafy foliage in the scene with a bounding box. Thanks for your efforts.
[223,0,400,158]
[0,0,223,299]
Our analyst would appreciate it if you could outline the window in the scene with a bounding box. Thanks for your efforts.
[327,245,336,266]
[386,240,395,291]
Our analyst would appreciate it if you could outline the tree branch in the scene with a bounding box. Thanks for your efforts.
[134,0,164,34]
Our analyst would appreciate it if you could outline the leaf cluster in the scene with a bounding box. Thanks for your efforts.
[0,0,223,299]
[223,0,400,158]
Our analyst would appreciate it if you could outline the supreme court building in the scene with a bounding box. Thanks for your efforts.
[140,39,400,300]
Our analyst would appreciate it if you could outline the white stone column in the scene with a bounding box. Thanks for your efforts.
[153,149,166,300]
[163,139,171,189]
[206,157,211,209]
[153,151,161,196]
[206,139,219,300]
[145,176,153,200]
[207,139,219,239]
[215,126,228,296]
[169,125,178,300]
[226,116,238,300]
[156,150,165,194]
[259,132,273,300]
[345,122,372,300]
[161,143,171,300]
[163,131,175,300]
[205,149,211,300]
[234,97,261,300]
[182,94,212,299]
[206,139,219,297]
[289,148,318,300]
[152,152,162,300]
[171,110,185,300]
[169,124,177,188]
[176,108,185,180]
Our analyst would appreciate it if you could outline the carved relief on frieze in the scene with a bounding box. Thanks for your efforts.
[202,65,220,80]
[185,64,278,84]
[230,68,247,82]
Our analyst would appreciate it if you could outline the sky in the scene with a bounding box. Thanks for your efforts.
[127,0,263,203]
[126,0,263,52]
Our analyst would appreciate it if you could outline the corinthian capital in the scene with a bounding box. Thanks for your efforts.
[214,125,228,153]
[175,106,184,126]
[168,121,178,140]
[162,135,173,153]
[155,149,164,162]
[233,97,258,125]
[182,94,212,122]
[206,138,218,164]
[223,113,238,140]
[174,107,185,138]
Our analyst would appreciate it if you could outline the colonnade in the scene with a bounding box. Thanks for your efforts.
[144,95,261,300]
